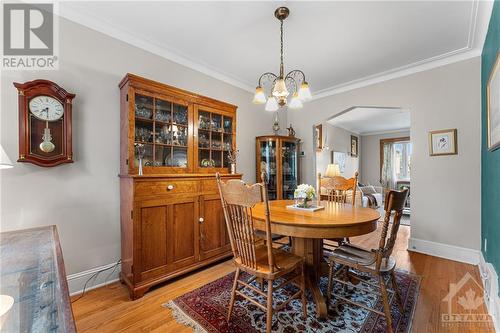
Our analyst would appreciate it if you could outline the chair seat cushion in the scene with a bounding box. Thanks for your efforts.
[329,243,396,272]
[235,244,303,276]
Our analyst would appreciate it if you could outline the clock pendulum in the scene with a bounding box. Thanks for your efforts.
[40,120,55,153]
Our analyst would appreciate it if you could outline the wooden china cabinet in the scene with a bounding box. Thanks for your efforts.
[119,74,240,299]
[256,135,300,200]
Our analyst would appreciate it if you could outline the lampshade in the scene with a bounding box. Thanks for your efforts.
[252,86,267,104]
[265,96,279,112]
[288,92,303,109]
[272,78,289,98]
[324,164,341,178]
[0,145,13,169]
[298,82,312,101]
[0,295,14,329]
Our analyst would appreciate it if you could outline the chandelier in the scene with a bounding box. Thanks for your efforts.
[252,7,312,111]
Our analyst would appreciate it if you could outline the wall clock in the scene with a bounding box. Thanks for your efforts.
[14,80,76,167]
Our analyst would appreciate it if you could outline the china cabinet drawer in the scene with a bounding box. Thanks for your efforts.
[135,180,198,197]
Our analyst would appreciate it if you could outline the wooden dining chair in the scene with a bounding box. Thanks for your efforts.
[326,189,409,333]
[318,171,359,205]
[318,171,359,249]
[216,172,307,333]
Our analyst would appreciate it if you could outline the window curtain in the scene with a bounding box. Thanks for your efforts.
[381,143,396,189]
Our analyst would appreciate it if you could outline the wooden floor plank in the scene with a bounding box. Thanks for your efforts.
[71,225,494,332]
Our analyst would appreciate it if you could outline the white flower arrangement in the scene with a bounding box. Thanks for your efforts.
[294,184,316,201]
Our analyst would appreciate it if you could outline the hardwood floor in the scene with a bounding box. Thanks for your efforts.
[71,224,494,332]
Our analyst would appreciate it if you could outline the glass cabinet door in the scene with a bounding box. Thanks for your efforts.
[197,107,234,171]
[259,140,278,200]
[281,140,298,199]
[134,92,189,170]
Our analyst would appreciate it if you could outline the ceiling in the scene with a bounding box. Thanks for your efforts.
[60,1,492,97]
[327,107,410,135]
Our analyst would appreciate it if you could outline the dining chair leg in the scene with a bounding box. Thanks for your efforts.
[390,271,404,312]
[379,275,394,333]
[326,261,335,303]
[266,279,274,333]
[227,268,240,322]
[258,277,265,292]
[300,263,307,319]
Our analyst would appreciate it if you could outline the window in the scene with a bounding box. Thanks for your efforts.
[393,141,412,180]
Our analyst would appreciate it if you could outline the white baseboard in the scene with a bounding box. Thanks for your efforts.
[408,238,480,265]
[479,252,500,332]
[67,262,121,296]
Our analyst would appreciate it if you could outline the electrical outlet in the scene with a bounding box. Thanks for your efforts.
[484,238,487,253]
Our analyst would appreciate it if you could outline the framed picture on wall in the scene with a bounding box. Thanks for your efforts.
[315,124,323,151]
[429,129,458,156]
[350,135,358,157]
[487,52,500,151]
[332,151,347,173]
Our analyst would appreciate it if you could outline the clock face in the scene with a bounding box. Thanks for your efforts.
[29,95,64,121]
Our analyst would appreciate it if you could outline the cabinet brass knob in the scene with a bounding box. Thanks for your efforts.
[199,217,204,223]
[167,185,174,190]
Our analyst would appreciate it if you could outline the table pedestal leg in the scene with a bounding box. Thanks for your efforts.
[292,237,328,319]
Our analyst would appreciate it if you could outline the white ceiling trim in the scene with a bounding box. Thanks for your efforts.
[58,0,492,100]
[361,128,411,137]
[59,5,255,93]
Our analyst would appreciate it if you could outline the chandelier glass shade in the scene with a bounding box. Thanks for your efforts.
[253,7,311,111]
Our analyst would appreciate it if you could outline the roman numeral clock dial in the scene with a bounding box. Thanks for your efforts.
[14,80,76,167]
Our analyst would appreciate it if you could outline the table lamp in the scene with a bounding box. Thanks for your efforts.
[324,164,341,178]
[0,144,13,169]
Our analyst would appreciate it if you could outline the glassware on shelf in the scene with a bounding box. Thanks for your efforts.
[198,111,211,130]
[155,99,171,122]
[135,126,153,143]
[198,132,210,148]
[155,124,171,145]
[173,104,188,124]
[171,125,188,146]
[223,135,232,151]
[211,132,222,149]
[135,94,153,119]
[211,114,222,132]
[223,117,232,133]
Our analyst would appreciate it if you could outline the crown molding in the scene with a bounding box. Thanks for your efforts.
[360,128,411,137]
[57,1,492,100]
[58,5,255,93]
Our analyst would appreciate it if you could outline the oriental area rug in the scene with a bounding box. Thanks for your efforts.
[165,269,421,333]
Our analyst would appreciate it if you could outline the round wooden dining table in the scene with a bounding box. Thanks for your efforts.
[252,200,380,319]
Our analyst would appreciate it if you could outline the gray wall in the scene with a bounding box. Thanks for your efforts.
[0,18,277,277]
[360,130,410,186]
[316,123,360,179]
[289,58,481,251]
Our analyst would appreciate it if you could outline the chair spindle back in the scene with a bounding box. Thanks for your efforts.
[376,189,409,269]
[318,171,359,204]
[216,172,276,273]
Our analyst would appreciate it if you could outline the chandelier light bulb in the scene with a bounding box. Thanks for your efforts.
[298,82,312,101]
[265,96,279,112]
[252,86,267,104]
[289,92,303,109]
[272,78,289,98]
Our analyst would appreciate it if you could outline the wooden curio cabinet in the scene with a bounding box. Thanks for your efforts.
[119,74,239,299]
[256,135,300,200]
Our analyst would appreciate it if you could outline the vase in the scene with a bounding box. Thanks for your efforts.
[295,198,311,208]
[230,163,236,174]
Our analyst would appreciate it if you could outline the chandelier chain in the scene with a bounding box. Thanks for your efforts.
[280,19,284,77]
